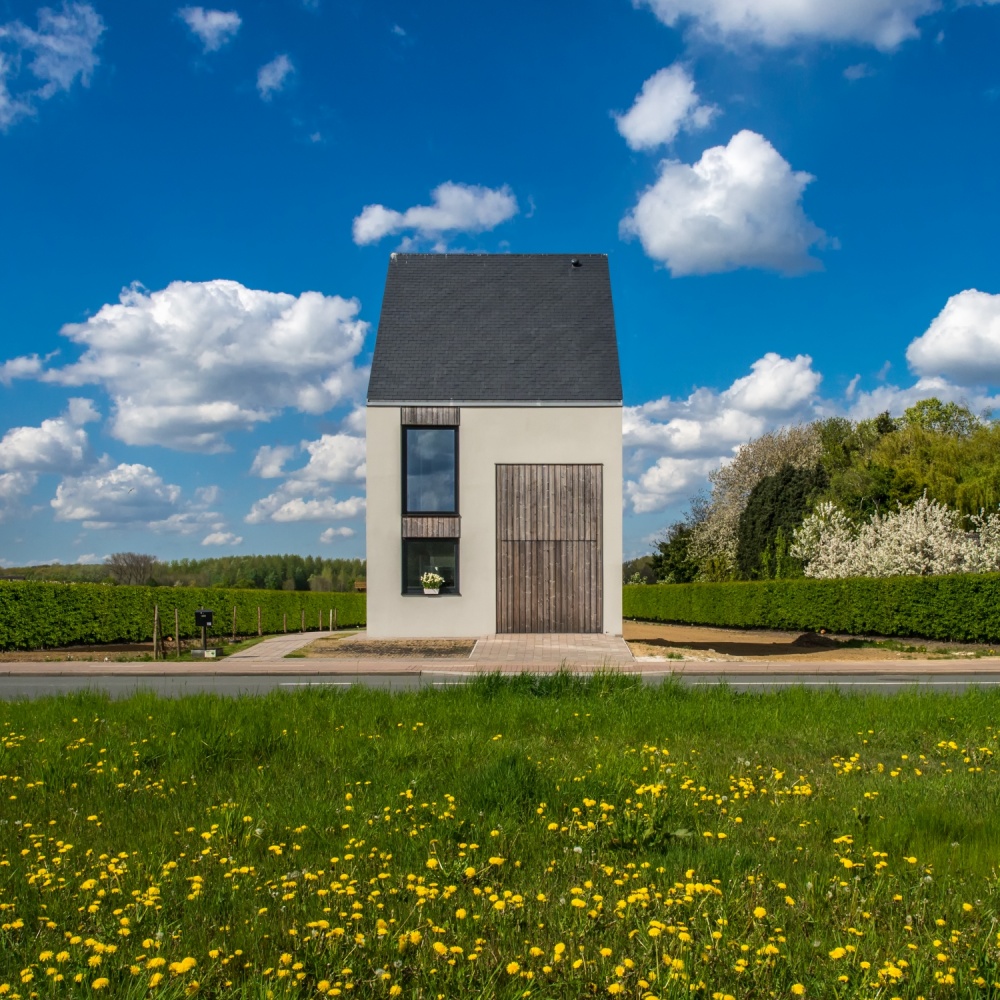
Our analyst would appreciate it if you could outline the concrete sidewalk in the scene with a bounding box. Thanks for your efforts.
[1,628,1000,675]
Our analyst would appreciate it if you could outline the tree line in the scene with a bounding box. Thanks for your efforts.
[1,553,366,592]
[633,397,1000,583]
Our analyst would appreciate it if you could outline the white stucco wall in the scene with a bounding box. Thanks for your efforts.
[365,405,623,638]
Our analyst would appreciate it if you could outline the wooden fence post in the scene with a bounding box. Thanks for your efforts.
[175,608,180,659]
[328,608,332,631]
[318,609,322,632]
[257,606,262,637]
[283,613,287,633]
[232,606,237,644]
[300,609,305,633]
[153,605,160,661]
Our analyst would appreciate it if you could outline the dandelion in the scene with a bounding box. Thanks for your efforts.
[92,979,110,990]
[753,907,767,919]
[506,962,520,975]
[791,986,805,996]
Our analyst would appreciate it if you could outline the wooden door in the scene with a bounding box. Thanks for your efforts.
[496,464,602,633]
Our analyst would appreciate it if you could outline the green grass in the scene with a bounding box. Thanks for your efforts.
[1,675,999,998]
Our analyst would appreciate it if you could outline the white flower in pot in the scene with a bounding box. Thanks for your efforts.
[420,571,445,595]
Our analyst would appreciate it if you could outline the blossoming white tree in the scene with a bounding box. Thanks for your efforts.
[791,494,1000,578]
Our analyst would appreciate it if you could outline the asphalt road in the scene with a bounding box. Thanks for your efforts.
[2,671,1000,698]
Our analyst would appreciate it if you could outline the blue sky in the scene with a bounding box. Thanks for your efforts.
[1,0,999,565]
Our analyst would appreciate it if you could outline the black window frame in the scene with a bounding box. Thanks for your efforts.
[401,538,460,595]
[401,425,459,517]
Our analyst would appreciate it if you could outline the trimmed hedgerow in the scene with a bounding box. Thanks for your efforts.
[623,574,1000,643]
[0,580,365,650]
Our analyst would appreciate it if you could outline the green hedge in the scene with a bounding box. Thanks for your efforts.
[0,581,366,650]
[623,574,1000,643]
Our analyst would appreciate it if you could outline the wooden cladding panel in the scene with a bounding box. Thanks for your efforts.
[496,464,602,633]
[401,406,460,426]
[401,516,461,538]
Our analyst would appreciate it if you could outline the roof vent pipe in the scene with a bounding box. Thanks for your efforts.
[570,258,581,267]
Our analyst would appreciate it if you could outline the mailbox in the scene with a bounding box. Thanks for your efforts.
[194,609,214,628]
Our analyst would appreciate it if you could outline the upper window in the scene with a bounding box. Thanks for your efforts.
[404,427,457,514]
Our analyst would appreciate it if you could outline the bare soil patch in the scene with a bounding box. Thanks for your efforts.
[294,638,476,659]
[624,620,1000,662]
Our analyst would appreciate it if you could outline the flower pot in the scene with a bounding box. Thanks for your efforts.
[423,587,440,595]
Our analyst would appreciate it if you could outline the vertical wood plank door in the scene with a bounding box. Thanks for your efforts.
[496,464,603,633]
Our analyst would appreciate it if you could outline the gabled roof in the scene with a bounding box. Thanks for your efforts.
[367,253,622,404]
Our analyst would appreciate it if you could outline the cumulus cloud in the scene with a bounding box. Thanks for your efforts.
[246,431,366,525]
[246,493,365,524]
[179,7,241,52]
[51,463,182,529]
[5,279,369,452]
[620,130,826,276]
[320,526,354,542]
[0,397,98,475]
[616,64,718,150]
[0,354,45,385]
[257,53,293,99]
[636,0,938,50]
[49,461,243,537]
[624,352,825,513]
[0,2,104,129]
[202,530,242,546]
[352,182,519,246]
[250,445,296,478]
[623,330,1000,517]
[906,289,1000,386]
[0,470,36,519]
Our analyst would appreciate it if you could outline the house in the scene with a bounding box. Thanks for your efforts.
[365,253,622,638]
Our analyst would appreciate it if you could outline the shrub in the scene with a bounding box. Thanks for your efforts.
[623,574,1000,643]
[0,581,366,650]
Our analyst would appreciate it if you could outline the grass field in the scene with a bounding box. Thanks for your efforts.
[1,674,998,998]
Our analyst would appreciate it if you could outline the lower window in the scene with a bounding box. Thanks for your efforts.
[403,539,459,594]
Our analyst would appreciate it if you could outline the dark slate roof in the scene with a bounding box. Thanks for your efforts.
[368,254,622,403]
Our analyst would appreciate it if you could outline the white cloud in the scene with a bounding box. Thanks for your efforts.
[352,182,519,246]
[636,0,938,50]
[624,352,826,513]
[0,470,36,519]
[194,484,221,505]
[251,444,296,478]
[906,289,1000,386]
[615,64,718,150]
[51,463,182,529]
[179,7,241,52]
[0,397,98,475]
[0,354,45,385]
[257,53,293,100]
[202,530,242,546]
[0,3,104,129]
[620,130,826,276]
[12,279,368,452]
[723,352,822,411]
[49,460,242,537]
[626,456,721,514]
[245,432,366,525]
[294,433,366,484]
[246,493,365,524]
[320,526,354,542]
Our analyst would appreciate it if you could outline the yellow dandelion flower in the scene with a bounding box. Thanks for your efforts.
[506,962,520,975]
[753,907,767,919]
[92,978,110,990]
[791,985,805,996]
